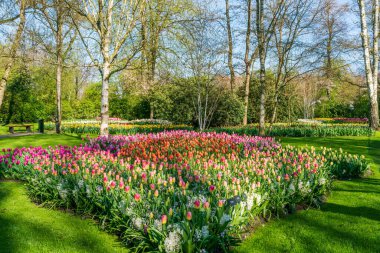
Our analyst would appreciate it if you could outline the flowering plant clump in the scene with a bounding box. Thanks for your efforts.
[212,123,373,137]
[314,118,369,124]
[0,131,369,252]
[45,122,191,135]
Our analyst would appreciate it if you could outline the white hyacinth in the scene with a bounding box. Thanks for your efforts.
[252,192,262,205]
[132,217,143,230]
[319,178,326,185]
[85,186,91,198]
[77,180,83,188]
[154,219,162,231]
[164,230,182,253]
[57,183,68,200]
[246,193,254,211]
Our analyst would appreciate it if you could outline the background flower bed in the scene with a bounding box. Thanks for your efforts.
[314,118,368,124]
[211,123,374,137]
[0,131,369,252]
[45,120,373,137]
[45,120,191,135]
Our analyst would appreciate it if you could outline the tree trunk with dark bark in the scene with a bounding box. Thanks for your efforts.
[0,0,26,109]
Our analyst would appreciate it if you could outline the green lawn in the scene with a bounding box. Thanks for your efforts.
[0,133,379,253]
[0,181,128,253]
[0,134,84,149]
[235,132,380,253]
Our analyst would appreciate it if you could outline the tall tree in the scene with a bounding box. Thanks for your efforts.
[0,0,27,110]
[225,0,235,90]
[270,0,319,125]
[357,0,379,129]
[256,0,285,135]
[67,0,145,136]
[256,0,266,135]
[34,0,77,133]
[139,0,192,119]
[242,0,254,125]
[318,0,349,97]
[179,5,224,130]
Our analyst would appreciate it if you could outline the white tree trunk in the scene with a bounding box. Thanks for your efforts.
[100,60,110,136]
[358,0,379,129]
[56,54,62,133]
[55,10,63,134]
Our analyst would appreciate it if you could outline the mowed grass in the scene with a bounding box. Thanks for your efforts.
[0,181,129,253]
[0,132,379,253]
[235,132,380,253]
[0,134,84,149]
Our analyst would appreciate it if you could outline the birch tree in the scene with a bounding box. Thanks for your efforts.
[357,0,379,129]
[67,0,145,136]
[0,0,27,110]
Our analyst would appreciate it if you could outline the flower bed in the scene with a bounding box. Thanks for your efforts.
[0,131,369,252]
[314,118,369,124]
[212,123,373,137]
[45,121,191,135]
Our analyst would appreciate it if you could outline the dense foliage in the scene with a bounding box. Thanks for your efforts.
[0,131,369,252]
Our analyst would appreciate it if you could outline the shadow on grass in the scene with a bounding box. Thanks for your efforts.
[0,184,16,252]
[0,182,127,253]
[294,214,380,253]
[321,202,380,222]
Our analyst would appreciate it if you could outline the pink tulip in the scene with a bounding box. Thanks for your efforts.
[186,211,192,221]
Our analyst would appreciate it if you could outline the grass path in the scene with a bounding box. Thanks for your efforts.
[0,133,379,252]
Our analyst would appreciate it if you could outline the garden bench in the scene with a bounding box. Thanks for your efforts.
[8,124,33,134]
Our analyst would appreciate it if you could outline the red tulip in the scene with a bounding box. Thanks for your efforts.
[194,199,201,209]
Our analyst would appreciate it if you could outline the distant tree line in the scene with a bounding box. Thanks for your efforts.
[0,0,379,135]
